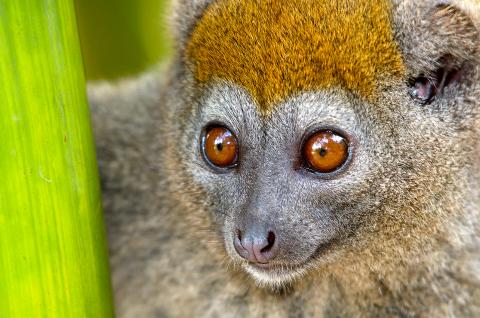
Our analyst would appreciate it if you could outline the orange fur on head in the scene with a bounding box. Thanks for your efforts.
[186,0,405,113]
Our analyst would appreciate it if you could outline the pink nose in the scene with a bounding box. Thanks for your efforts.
[233,228,278,263]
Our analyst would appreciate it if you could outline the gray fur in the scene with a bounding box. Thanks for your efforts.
[171,0,212,51]
[89,0,480,317]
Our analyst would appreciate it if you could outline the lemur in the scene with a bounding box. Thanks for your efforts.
[89,0,480,317]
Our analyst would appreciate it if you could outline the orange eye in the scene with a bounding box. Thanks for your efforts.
[303,130,349,173]
[202,126,239,168]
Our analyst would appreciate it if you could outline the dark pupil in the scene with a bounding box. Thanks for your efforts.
[318,148,327,157]
[215,141,223,151]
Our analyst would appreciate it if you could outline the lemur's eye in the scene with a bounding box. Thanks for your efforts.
[202,126,238,168]
[303,130,349,174]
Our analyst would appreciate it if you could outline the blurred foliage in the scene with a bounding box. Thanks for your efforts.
[75,0,172,80]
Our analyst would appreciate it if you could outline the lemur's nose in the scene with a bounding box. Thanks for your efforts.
[233,226,278,263]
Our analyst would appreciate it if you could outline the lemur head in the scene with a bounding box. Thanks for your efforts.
[164,0,480,288]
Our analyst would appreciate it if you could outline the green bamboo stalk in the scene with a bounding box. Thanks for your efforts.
[0,1,114,317]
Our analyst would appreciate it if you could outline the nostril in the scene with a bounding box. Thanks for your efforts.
[267,231,275,245]
[236,229,242,241]
[233,229,250,261]
[261,231,276,253]
[234,228,279,263]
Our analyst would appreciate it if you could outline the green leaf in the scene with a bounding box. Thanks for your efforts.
[0,1,114,317]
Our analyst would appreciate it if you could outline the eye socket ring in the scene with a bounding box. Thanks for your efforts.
[301,128,351,176]
[200,124,239,170]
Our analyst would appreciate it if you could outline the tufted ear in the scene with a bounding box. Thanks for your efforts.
[393,0,479,78]
[392,1,479,105]
[170,0,213,52]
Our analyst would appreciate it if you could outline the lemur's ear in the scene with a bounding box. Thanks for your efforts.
[395,1,479,78]
[171,0,212,51]
[394,1,479,104]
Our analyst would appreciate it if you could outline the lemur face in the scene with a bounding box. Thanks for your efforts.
[173,0,479,287]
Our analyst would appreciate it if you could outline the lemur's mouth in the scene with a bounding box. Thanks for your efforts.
[249,262,275,269]
[243,262,308,288]
[248,260,307,271]
[243,261,310,287]
[241,240,338,286]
